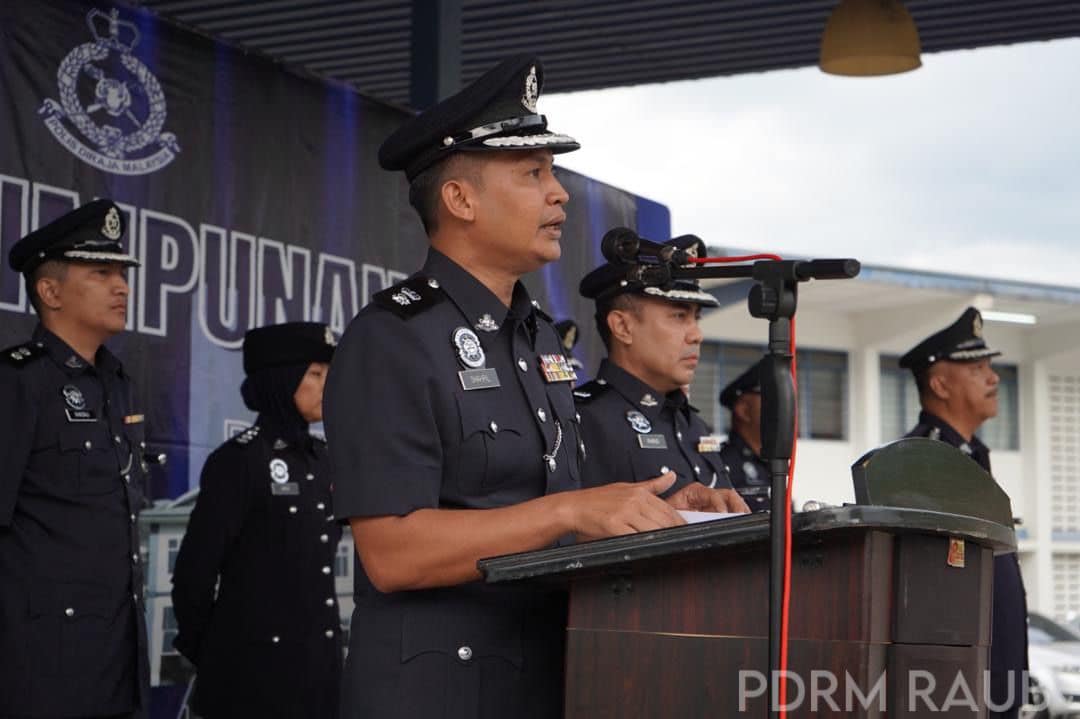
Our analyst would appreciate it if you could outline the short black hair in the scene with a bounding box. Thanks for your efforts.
[407,154,483,235]
[595,294,639,350]
[25,260,67,315]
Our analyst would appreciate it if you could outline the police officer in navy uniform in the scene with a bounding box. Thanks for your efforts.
[718,359,772,512]
[171,322,341,718]
[899,307,1028,718]
[0,199,150,718]
[573,239,748,514]
[325,55,691,719]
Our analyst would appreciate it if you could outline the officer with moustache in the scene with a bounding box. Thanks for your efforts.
[325,55,692,719]
[0,199,150,718]
[717,359,772,512]
[573,237,748,514]
[171,322,341,718]
[899,307,1028,718]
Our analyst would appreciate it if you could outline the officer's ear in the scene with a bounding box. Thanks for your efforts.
[439,155,484,224]
[440,178,476,223]
[926,367,951,402]
[35,274,64,312]
[606,309,635,347]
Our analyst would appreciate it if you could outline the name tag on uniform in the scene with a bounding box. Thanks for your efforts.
[271,481,300,496]
[65,408,97,423]
[637,434,668,449]
[697,435,723,453]
[459,368,500,391]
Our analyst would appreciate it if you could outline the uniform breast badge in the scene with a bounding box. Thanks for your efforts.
[626,410,652,434]
[453,327,500,390]
[62,384,96,422]
[538,354,577,383]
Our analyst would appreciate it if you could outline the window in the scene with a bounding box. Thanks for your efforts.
[162,606,178,656]
[167,537,181,575]
[878,356,1019,450]
[689,342,849,440]
[334,542,352,579]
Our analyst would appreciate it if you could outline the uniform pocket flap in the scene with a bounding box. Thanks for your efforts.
[400,602,523,669]
[456,396,523,439]
[29,580,120,619]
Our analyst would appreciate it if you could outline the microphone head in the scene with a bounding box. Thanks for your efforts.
[600,227,640,263]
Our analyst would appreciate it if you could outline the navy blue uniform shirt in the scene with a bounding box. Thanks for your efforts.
[0,324,149,717]
[171,420,342,718]
[574,359,732,493]
[720,430,771,512]
[906,410,1028,714]
[325,249,582,719]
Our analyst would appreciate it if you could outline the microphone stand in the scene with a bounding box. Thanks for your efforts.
[625,257,859,717]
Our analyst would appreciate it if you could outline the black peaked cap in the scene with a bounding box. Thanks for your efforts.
[9,199,139,274]
[898,307,1001,375]
[379,54,579,181]
[720,359,764,410]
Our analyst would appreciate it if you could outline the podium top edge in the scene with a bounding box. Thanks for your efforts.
[478,505,1017,585]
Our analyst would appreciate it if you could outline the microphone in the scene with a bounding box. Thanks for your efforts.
[601,227,691,265]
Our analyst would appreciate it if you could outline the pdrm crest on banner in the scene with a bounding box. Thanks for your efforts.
[38,8,180,176]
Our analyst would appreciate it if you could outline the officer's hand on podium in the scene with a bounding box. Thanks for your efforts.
[566,472,685,540]
[665,483,751,514]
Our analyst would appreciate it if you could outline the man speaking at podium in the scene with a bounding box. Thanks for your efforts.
[325,56,694,719]
[899,307,1028,718]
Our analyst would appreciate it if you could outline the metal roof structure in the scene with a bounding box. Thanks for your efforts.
[135,0,1080,108]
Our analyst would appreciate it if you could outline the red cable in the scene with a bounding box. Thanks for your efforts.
[692,253,796,717]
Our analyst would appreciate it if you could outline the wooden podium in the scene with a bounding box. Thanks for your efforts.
[479,440,1017,718]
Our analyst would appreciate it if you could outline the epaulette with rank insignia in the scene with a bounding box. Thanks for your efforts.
[572,379,609,404]
[1,342,46,368]
[232,425,261,445]
[373,275,445,319]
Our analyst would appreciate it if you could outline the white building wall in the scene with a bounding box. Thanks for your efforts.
[699,286,1077,620]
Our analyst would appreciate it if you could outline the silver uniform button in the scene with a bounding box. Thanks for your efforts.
[114,435,121,445]
[317,502,326,510]
[428,278,440,289]
[129,513,136,523]
[65,607,75,617]
[489,421,498,433]
[676,431,683,441]
[694,465,701,475]
[320,534,329,543]
[660,466,671,475]
[537,408,547,423]
[325,629,334,638]
[325,598,335,607]
[132,553,139,563]
[458,646,473,661]
[288,506,298,514]
[517,358,528,372]
[306,473,315,480]
[272,635,280,644]
[322,566,332,575]
[133,592,139,603]
[139,441,146,449]
[124,474,130,483]
[84,440,92,450]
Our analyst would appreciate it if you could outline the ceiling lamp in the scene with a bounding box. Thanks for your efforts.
[819,0,922,76]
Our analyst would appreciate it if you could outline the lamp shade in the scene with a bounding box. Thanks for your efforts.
[819,0,922,76]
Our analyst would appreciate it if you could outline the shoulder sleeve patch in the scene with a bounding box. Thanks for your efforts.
[1,342,46,368]
[373,276,446,319]
[573,380,608,404]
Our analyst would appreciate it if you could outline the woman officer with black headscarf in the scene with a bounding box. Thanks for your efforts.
[172,322,342,718]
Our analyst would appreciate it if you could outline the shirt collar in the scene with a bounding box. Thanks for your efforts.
[32,324,123,378]
[597,359,684,421]
[422,248,536,333]
[917,410,988,456]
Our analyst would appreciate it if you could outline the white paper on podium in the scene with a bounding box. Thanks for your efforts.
[678,510,743,524]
